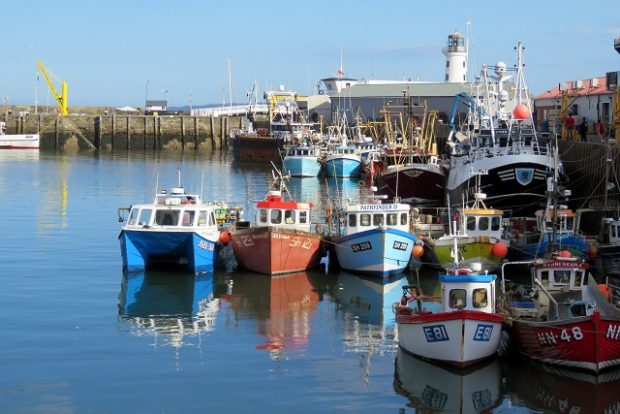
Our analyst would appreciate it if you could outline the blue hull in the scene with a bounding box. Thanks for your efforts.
[333,228,415,277]
[119,271,214,317]
[283,156,321,177]
[120,230,218,273]
[325,158,361,178]
[514,235,589,260]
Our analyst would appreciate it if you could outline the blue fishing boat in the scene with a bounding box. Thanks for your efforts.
[328,195,415,277]
[324,144,361,178]
[118,175,240,273]
[282,144,322,177]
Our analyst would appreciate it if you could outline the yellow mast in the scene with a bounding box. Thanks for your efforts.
[35,60,68,116]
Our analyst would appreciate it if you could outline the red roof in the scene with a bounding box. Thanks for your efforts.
[256,193,312,210]
[534,76,610,100]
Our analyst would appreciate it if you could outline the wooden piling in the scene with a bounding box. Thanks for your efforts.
[126,116,130,150]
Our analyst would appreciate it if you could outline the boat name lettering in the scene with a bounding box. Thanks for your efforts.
[606,324,620,340]
[358,204,398,211]
[473,324,493,342]
[271,233,290,240]
[393,241,408,251]
[536,327,583,346]
[423,325,449,342]
[351,241,372,252]
[198,240,214,251]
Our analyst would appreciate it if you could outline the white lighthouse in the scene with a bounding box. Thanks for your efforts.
[442,31,468,83]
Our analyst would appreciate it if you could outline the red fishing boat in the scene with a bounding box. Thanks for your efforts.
[502,251,620,373]
[229,170,322,275]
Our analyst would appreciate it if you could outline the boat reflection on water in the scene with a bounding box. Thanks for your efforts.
[287,177,367,213]
[0,149,40,161]
[222,271,321,360]
[118,270,218,348]
[505,358,620,413]
[394,349,502,413]
[334,272,408,353]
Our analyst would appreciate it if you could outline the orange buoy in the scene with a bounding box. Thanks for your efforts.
[588,246,598,257]
[219,230,232,245]
[412,245,424,258]
[492,242,508,258]
[559,250,571,258]
[512,104,530,120]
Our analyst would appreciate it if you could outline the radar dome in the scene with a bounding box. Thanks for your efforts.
[494,62,506,76]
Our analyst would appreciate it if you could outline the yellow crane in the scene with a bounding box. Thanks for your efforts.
[36,60,68,116]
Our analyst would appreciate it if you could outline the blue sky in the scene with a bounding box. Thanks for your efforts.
[3,0,619,108]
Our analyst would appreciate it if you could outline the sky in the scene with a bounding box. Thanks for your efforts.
[2,0,619,108]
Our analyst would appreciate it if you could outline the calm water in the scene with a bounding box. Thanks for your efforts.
[1,150,619,414]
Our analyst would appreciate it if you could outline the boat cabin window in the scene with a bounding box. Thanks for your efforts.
[573,270,583,288]
[473,288,488,308]
[156,210,179,226]
[139,209,153,226]
[467,216,476,231]
[555,270,570,285]
[285,210,296,224]
[182,211,195,226]
[540,270,550,287]
[449,289,467,309]
[613,225,617,238]
[373,214,384,226]
[401,213,408,226]
[387,213,397,226]
[259,209,268,224]
[197,211,209,226]
[128,208,139,225]
[348,214,357,227]
[271,209,282,224]
[491,216,501,231]
[479,217,489,231]
[360,214,371,226]
[299,210,308,224]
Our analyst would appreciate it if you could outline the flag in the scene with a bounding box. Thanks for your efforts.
[337,67,345,76]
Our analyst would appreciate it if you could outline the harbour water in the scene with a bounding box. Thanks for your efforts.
[1,150,620,414]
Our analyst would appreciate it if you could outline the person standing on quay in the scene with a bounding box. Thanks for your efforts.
[579,117,588,142]
[566,114,575,139]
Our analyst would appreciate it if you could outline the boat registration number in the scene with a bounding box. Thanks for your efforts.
[351,241,372,252]
[393,241,408,251]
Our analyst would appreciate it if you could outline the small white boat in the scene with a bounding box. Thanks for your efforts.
[396,226,505,367]
[0,122,39,149]
[118,173,240,273]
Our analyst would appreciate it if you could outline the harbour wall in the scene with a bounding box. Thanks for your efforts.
[3,112,620,214]
[2,113,245,151]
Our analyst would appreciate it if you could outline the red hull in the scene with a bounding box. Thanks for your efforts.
[377,165,445,205]
[511,311,620,372]
[231,227,321,275]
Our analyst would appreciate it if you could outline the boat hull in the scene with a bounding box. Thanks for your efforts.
[325,156,361,178]
[377,163,445,205]
[231,134,283,163]
[333,228,415,277]
[397,309,505,367]
[0,133,40,149]
[510,311,620,373]
[119,229,219,273]
[283,155,321,177]
[231,227,322,275]
[433,236,506,272]
[447,153,554,214]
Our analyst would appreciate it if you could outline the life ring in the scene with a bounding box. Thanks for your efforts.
[181,200,190,205]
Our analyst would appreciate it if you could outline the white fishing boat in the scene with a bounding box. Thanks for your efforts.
[0,121,39,149]
[396,225,505,367]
